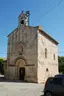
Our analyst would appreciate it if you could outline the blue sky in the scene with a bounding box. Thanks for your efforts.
[0,0,64,57]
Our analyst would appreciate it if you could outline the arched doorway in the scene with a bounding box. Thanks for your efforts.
[19,67,25,80]
[16,59,25,81]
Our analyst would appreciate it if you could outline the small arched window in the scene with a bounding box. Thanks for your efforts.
[45,48,47,58]
[46,68,49,72]
[53,54,55,60]
[22,46,23,52]
[17,43,23,54]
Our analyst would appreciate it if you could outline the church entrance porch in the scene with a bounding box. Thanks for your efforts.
[16,58,26,81]
[19,67,25,80]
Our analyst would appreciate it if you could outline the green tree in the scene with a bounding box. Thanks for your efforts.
[0,59,4,75]
[58,56,64,74]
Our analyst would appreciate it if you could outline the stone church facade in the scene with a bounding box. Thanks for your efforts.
[5,11,59,83]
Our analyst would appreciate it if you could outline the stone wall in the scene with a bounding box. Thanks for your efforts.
[37,30,58,83]
[7,26,38,82]
[7,25,58,83]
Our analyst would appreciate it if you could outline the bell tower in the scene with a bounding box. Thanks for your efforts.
[18,11,30,26]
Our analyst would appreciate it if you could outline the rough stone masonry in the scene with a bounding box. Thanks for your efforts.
[5,11,59,83]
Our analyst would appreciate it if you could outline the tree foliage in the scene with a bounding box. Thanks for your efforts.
[58,56,64,74]
[0,59,4,75]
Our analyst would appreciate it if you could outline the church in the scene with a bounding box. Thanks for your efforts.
[5,11,59,83]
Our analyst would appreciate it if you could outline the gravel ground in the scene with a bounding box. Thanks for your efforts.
[0,75,44,96]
